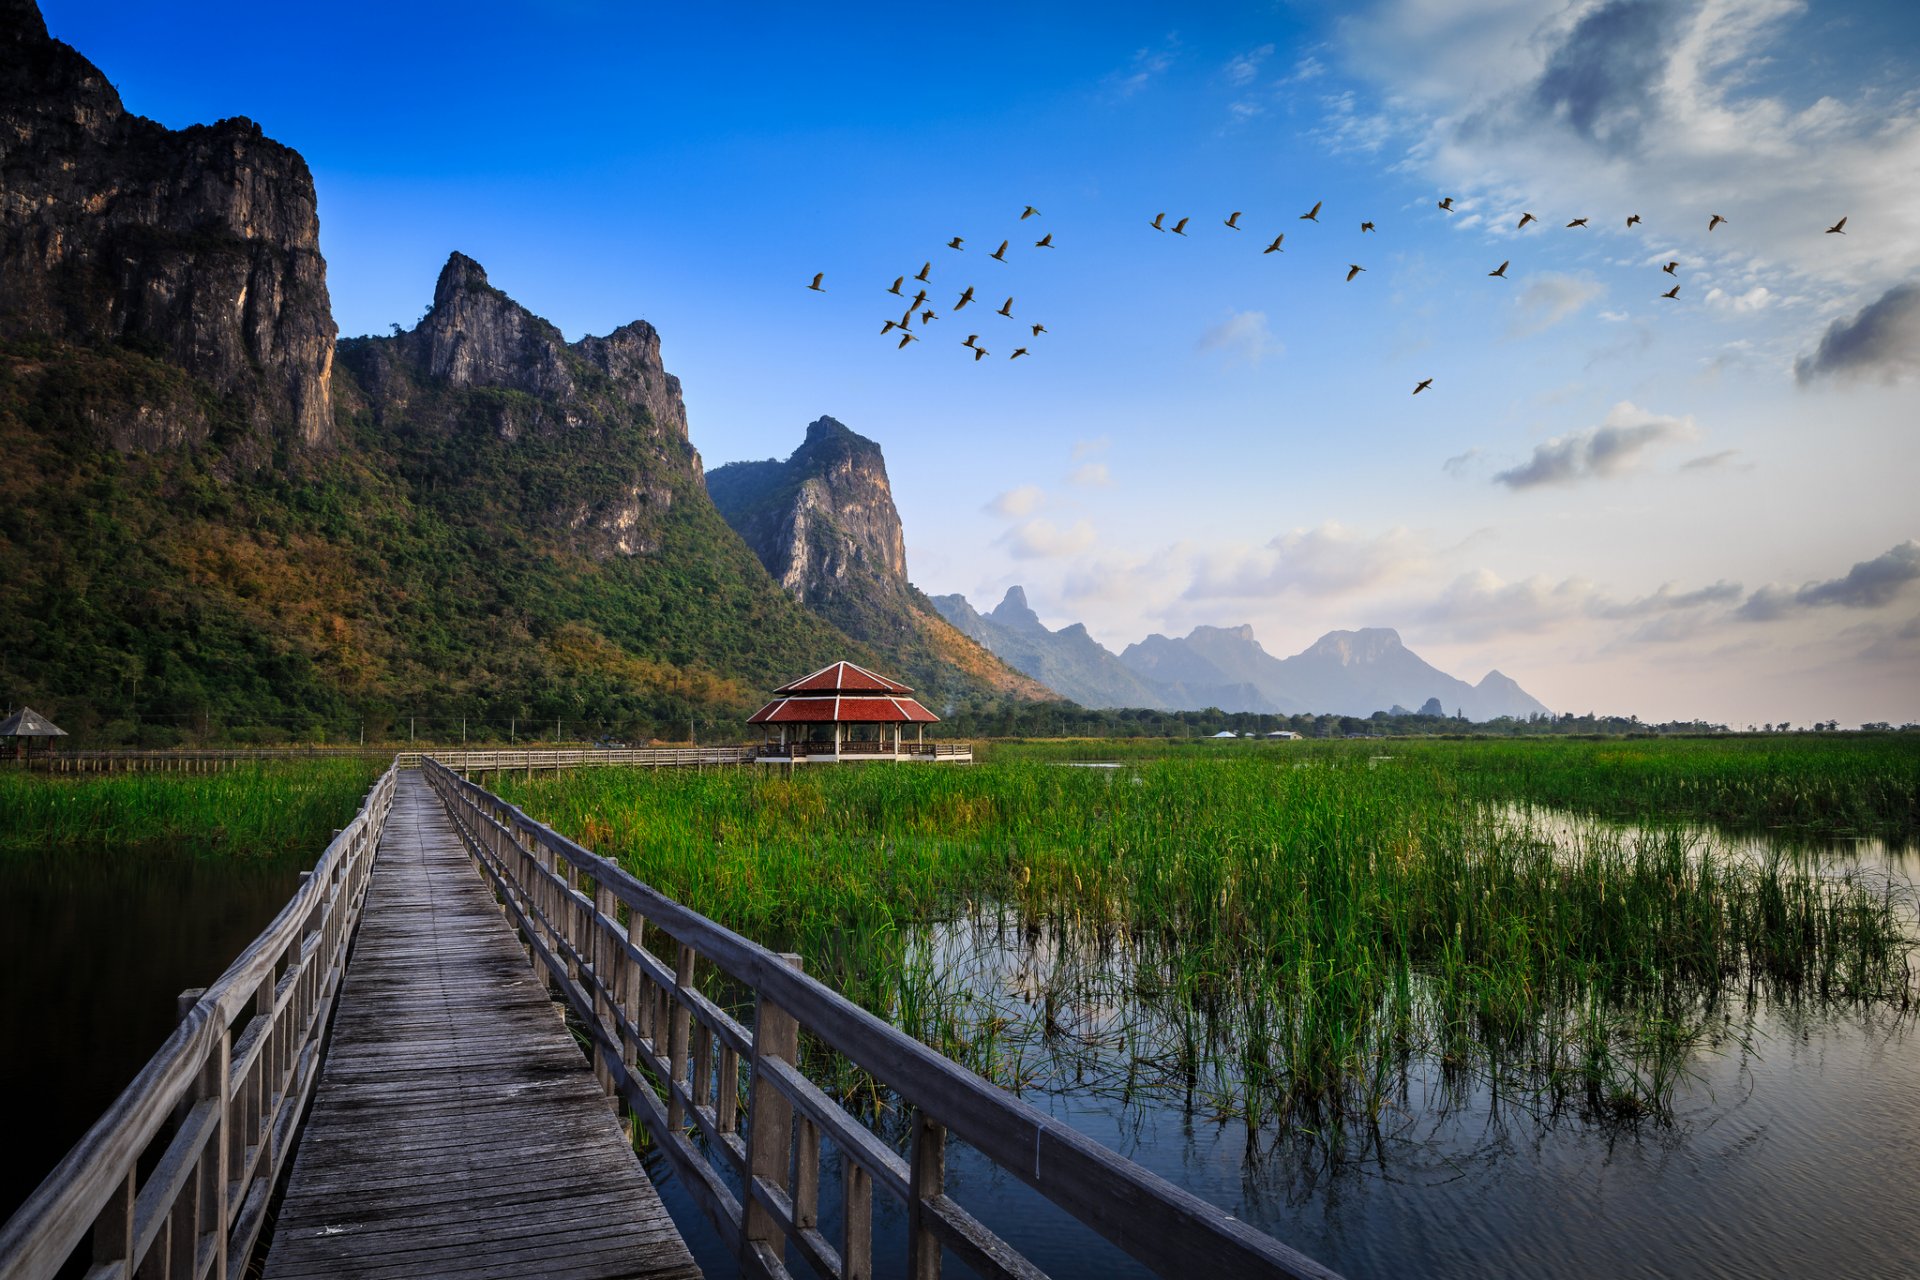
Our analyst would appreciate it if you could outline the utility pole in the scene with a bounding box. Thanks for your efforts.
[510,717,515,743]
[461,716,466,743]
[410,716,415,743]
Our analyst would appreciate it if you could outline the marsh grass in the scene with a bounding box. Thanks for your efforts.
[0,759,386,857]
[497,746,1916,1149]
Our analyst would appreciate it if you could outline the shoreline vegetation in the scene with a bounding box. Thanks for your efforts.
[495,736,1917,1147]
[0,759,385,858]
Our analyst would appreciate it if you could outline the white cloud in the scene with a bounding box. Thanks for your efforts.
[999,518,1098,560]
[1104,41,1178,98]
[1705,284,1773,314]
[1185,522,1430,600]
[1509,271,1605,336]
[1225,44,1276,86]
[1738,541,1920,620]
[1196,309,1282,365]
[1068,462,1112,488]
[986,484,1045,518]
[1492,401,1698,489]
[1071,436,1111,460]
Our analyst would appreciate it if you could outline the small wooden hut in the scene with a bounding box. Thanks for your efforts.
[1,706,67,765]
[748,661,953,762]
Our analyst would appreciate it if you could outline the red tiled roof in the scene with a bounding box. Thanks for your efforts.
[774,660,914,695]
[746,694,940,725]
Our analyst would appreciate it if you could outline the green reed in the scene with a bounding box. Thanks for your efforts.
[496,749,1914,1140]
[0,759,386,858]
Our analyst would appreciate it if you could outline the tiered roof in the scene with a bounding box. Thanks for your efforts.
[747,662,939,725]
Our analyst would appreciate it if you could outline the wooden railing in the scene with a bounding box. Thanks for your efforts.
[423,758,1337,1280]
[0,765,399,1280]
[755,740,972,760]
[405,746,758,771]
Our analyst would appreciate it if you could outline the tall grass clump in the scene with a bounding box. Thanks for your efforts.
[0,759,386,858]
[497,750,1915,1143]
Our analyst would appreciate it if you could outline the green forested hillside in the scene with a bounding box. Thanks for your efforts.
[0,336,867,744]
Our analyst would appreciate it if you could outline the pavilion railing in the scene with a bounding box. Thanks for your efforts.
[0,765,399,1280]
[422,757,1336,1280]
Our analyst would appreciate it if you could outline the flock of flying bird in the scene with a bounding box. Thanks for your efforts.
[808,197,1855,389]
[806,204,1052,362]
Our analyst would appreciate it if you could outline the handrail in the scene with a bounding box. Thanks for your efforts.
[0,764,400,1280]
[422,758,1337,1280]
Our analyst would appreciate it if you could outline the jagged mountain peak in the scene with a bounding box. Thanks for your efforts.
[1189,623,1261,645]
[1304,627,1406,665]
[5,0,48,43]
[991,586,1044,630]
[434,250,494,300]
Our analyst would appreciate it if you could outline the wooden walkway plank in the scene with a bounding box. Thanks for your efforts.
[263,772,700,1280]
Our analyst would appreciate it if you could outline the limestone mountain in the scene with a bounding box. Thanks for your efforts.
[0,0,334,459]
[935,587,1551,719]
[707,417,1046,703]
[1120,625,1551,720]
[0,1,1049,741]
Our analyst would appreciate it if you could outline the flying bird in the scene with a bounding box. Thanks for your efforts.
[962,333,979,348]
[1301,200,1323,221]
[973,345,989,362]
[948,236,965,249]
[1151,212,1167,231]
[915,262,931,282]
[1662,261,1679,275]
[1021,205,1040,220]
[1225,211,1243,229]
[920,309,937,324]
[1517,212,1537,229]
[955,286,976,310]
[1030,323,1047,336]
[1413,378,1433,395]
[997,297,1015,316]
[1566,217,1589,228]
[991,240,1009,262]
[898,332,918,348]
[1346,263,1365,281]
[881,320,897,335]
[1263,233,1285,253]
[1035,233,1054,248]
[1626,214,1642,228]
[1172,217,1190,235]
[909,288,928,309]
[899,307,914,328]
[1489,260,1510,278]
[1660,285,1680,299]
[1826,216,1848,234]
[1361,221,1376,232]
[1437,196,1455,211]
[888,276,903,295]
[807,273,824,291]
[1010,348,1029,360]
[1708,214,1727,231]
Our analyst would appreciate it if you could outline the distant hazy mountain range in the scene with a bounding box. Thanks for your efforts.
[931,587,1552,719]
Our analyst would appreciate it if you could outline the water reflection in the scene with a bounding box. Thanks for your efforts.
[0,844,305,1222]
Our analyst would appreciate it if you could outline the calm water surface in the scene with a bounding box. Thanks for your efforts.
[645,819,1918,1280]
[0,844,305,1222]
[4,817,1914,1280]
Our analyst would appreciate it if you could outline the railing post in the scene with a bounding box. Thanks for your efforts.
[906,1110,947,1280]
[742,953,802,1270]
[198,1023,232,1279]
[666,945,695,1130]
[844,1159,873,1280]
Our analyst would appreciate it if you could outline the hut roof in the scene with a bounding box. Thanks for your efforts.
[773,661,915,696]
[747,694,939,725]
[0,706,67,737]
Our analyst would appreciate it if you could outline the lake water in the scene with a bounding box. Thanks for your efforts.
[0,844,307,1224]
[4,815,1913,1279]
[643,818,1919,1280]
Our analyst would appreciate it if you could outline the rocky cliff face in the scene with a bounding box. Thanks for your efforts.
[707,417,905,603]
[708,419,1047,701]
[0,0,335,455]
[337,253,698,559]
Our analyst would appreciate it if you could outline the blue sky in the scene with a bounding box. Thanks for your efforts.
[43,1,1920,725]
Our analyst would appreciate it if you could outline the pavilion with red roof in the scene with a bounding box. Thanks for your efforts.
[747,661,965,762]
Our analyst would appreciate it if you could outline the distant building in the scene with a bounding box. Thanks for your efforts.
[748,661,967,763]
[0,705,67,763]
[1211,730,1239,738]
[1266,730,1300,739]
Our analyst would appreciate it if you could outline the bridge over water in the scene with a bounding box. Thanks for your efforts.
[0,753,1338,1280]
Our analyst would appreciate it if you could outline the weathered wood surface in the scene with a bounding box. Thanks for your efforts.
[262,772,699,1280]
[427,759,1342,1280]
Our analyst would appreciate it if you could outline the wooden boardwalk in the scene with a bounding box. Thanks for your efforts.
[262,772,700,1280]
